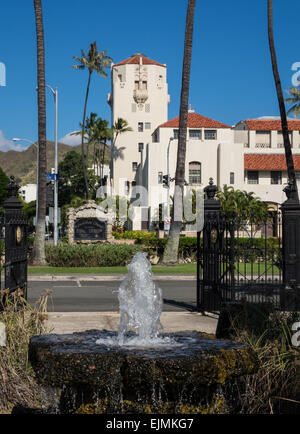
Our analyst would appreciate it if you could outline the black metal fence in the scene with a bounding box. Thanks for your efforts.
[197,212,283,312]
[1,177,28,306]
[197,179,300,313]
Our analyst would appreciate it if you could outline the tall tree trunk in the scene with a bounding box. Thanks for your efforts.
[162,0,196,265]
[101,139,107,186]
[267,0,298,201]
[81,71,92,199]
[32,0,47,265]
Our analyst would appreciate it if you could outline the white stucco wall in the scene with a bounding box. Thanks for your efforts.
[109,57,169,197]
[19,184,37,203]
[147,126,238,224]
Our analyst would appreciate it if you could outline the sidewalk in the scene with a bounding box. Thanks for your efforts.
[31,274,216,335]
[28,274,196,281]
[45,311,218,335]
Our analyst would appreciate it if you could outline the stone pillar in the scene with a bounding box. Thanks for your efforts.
[198,178,224,312]
[203,178,221,285]
[3,176,28,299]
[280,182,300,310]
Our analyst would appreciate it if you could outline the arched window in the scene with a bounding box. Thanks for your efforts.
[189,162,201,185]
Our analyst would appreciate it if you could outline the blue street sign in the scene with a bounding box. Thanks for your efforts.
[46,173,59,181]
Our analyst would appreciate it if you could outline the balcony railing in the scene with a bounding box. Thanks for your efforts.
[277,143,293,148]
[255,143,271,148]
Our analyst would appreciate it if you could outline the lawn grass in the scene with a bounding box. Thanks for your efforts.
[28,263,197,275]
[28,262,280,275]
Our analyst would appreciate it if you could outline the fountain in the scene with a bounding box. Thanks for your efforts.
[29,253,258,414]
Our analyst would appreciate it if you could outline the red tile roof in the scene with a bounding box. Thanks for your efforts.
[114,53,166,68]
[245,154,300,170]
[158,113,231,129]
[245,119,300,131]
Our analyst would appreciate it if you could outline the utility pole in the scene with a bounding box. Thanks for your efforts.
[46,85,58,246]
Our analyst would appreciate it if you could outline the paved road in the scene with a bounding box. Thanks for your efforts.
[27,279,198,312]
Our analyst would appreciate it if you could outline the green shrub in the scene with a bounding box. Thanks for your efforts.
[27,236,34,248]
[45,244,143,267]
[112,230,156,243]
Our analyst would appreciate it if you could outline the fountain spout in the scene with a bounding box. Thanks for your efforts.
[117,252,163,345]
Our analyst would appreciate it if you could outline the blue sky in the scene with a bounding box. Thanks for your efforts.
[0,0,299,151]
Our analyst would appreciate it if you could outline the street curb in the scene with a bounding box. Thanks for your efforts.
[28,274,197,282]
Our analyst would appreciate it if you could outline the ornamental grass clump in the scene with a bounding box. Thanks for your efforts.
[0,289,50,413]
[224,308,300,414]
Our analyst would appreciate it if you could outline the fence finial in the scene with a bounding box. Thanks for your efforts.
[5,176,20,198]
[204,178,217,200]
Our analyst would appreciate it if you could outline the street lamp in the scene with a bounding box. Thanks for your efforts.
[165,137,174,232]
[46,85,58,246]
[12,138,38,224]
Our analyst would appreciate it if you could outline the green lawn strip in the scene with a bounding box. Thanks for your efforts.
[28,262,280,275]
[28,264,196,274]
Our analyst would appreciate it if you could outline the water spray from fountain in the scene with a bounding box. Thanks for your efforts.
[96,252,176,347]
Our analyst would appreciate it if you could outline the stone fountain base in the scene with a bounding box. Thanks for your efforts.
[28,330,258,414]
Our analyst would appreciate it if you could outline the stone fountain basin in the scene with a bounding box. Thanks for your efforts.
[29,330,258,390]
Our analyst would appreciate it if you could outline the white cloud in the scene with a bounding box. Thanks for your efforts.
[59,131,83,146]
[0,131,25,152]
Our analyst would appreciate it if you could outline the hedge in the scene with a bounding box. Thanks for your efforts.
[44,236,281,267]
[45,244,143,267]
[112,230,156,242]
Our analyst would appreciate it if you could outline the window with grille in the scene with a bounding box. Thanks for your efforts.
[189,129,201,140]
[204,130,217,140]
[271,171,282,185]
[189,162,201,185]
[248,171,259,184]
[145,122,151,129]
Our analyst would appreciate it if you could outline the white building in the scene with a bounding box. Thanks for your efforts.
[233,117,300,209]
[108,53,169,198]
[108,53,300,230]
[19,184,37,203]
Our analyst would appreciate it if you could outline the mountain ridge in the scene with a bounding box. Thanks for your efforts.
[0,142,81,185]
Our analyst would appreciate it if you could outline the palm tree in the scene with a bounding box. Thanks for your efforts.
[32,0,47,265]
[267,0,298,201]
[72,42,112,199]
[285,86,300,118]
[110,118,133,184]
[217,185,268,222]
[89,116,111,186]
[162,0,196,265]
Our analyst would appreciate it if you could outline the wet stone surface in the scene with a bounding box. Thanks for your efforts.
[30,329,247,358]
[28,330,259,414]
[29,330,257,383]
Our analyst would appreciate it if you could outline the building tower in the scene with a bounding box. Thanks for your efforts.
[107,53,170,198]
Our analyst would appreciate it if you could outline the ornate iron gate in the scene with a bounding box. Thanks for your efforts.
[197,180,284,313]
[1,177,28,306]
